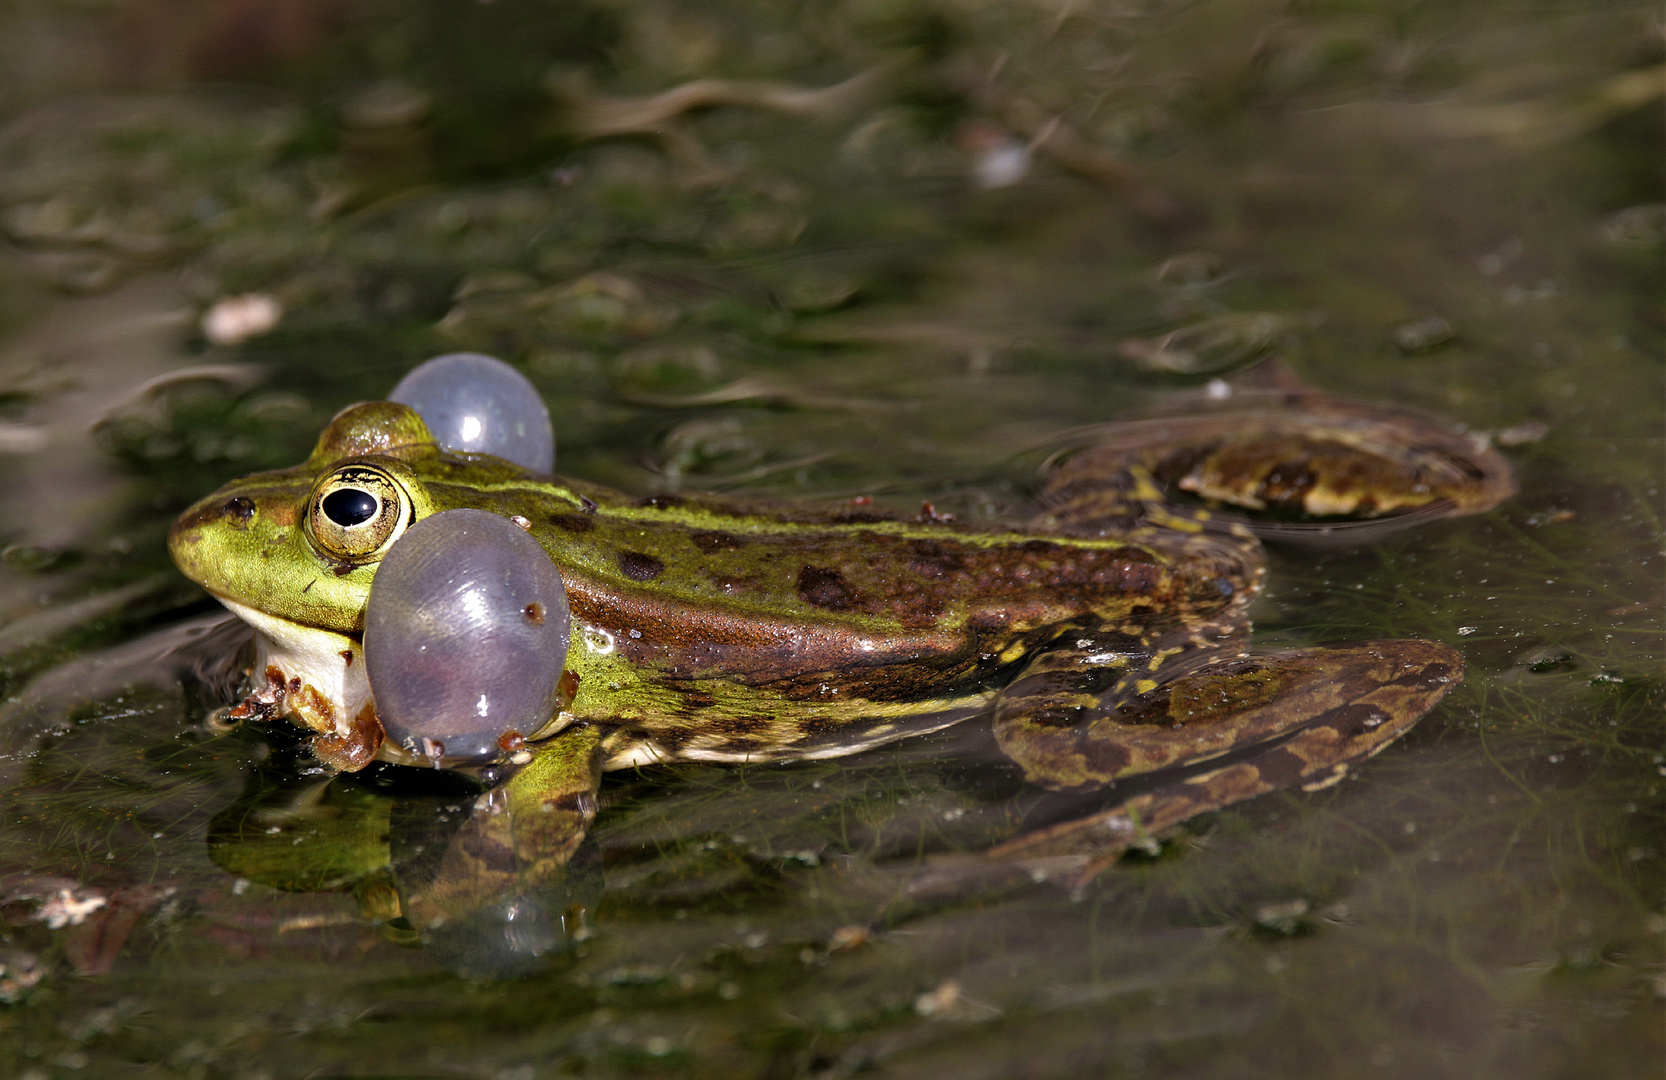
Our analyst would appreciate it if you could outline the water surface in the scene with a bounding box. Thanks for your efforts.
[0,2,1659,1077]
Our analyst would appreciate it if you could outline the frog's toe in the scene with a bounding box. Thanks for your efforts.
[995,638,1463,791]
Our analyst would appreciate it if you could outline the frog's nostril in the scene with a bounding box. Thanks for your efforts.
[221,497,256,526]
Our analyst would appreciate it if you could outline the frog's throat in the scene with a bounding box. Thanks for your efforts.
[217,596,372,740]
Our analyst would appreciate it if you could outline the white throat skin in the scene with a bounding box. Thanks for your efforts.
[217,596,372,738]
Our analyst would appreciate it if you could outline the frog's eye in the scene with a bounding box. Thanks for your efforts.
[307,465,410,560]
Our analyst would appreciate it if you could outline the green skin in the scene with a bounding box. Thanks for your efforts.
[173,396,1506,926]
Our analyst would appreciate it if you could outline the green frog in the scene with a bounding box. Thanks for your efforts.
[170,385,1511,950]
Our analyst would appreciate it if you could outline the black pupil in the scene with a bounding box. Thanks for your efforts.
[322,488,379,527]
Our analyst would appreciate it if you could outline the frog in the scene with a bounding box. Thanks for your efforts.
[169,382,1513,951]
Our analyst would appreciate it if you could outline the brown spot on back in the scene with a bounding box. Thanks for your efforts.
[1252,746,1312,790]
[550,512,595,533]
[690,530,744,554]
[1081,738,1134,778]
[620,551,664,582]
[543,789,598,817]
[678,689,716,710]
[906,539,965,579]
[797,565,857,611]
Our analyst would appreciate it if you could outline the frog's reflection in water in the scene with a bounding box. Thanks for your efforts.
[208,736,603,979]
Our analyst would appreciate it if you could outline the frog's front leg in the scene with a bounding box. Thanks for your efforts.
[991,630,1463,886]
[392,722,616,975]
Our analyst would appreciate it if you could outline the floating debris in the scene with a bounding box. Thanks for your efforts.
[341,79,432,129]
[0,949,44,1003]
[827,925,872,953]
[0,423,48,453]
[1391,314,1456,353]
[37,886,108,929]
[956,120,1031,189]
[914,978,961,1016]
[1513,646,1575,672]
[1253,898,1311,935]
[1603,203,1666,244]
[1156,251,1227,287]
[1494,419,1550,447]
[202,294,282,346]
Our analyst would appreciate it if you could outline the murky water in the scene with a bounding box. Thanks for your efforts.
[0,2,1659,1077]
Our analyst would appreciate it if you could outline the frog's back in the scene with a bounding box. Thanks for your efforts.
[418,473,1256,763]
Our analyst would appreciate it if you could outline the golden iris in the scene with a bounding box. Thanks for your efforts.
[306,464,410,560]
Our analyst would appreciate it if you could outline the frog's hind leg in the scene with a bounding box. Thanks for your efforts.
[991,634,1462,885]
[1037,388,1515,542]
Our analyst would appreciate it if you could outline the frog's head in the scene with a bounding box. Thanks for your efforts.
[169,401,444,636]
[172,400,574,764]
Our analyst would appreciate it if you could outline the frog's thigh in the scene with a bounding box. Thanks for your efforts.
[993,637,1463,791]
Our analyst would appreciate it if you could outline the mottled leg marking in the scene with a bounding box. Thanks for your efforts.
[989,638,1463,888]
[1037,391,1515,534]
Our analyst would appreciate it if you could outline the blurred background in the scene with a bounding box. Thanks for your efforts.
[0,1,1659,1077]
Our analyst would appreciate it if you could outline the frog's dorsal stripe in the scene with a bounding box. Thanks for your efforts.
[432,475,1187,552]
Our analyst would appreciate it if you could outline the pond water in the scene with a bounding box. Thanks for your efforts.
[0,2,1660,1077]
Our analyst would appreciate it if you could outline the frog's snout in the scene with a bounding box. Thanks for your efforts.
[168,491,270,583]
